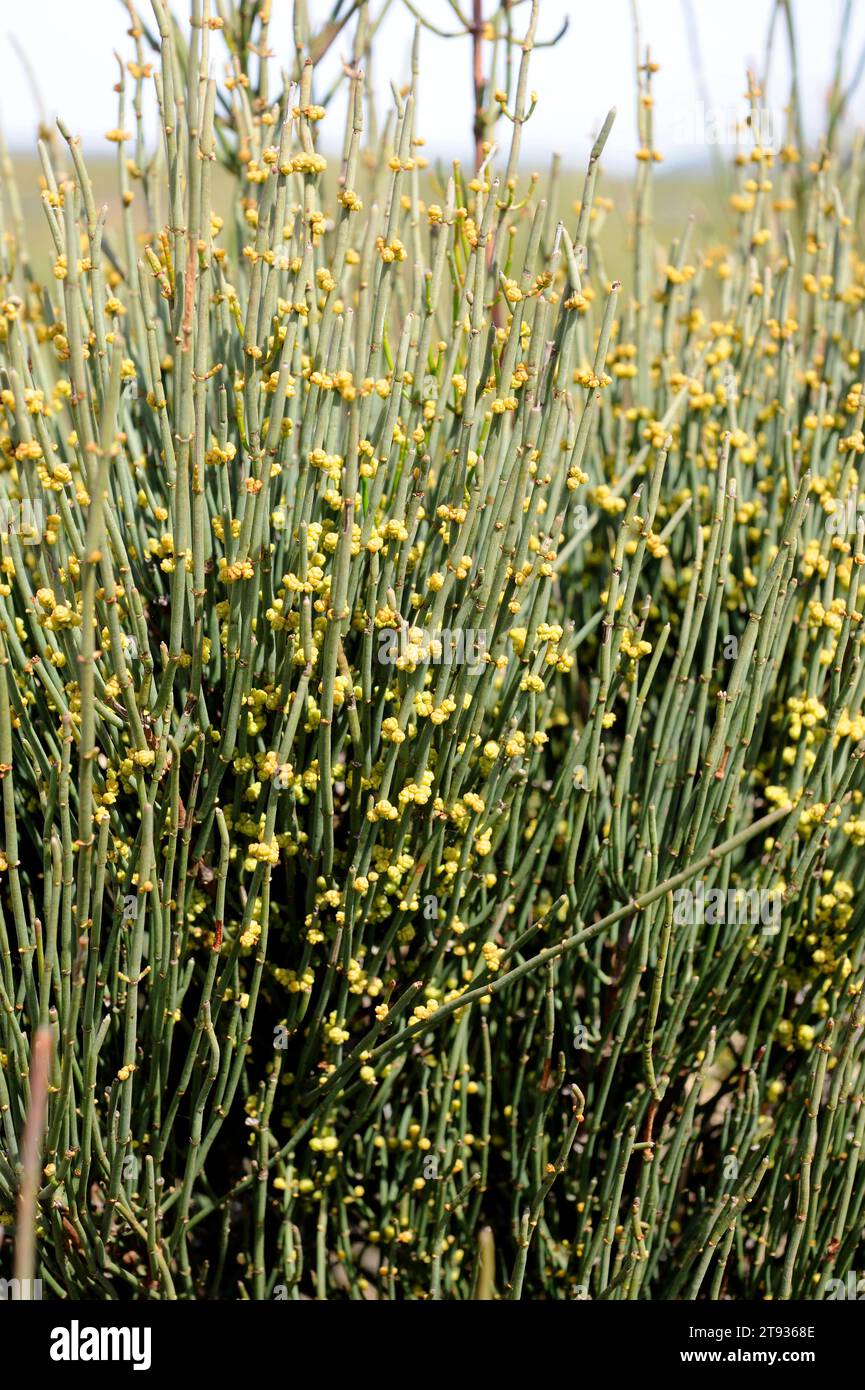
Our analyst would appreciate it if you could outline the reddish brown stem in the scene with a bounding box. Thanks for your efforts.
[14,1026,53,1293]
[472,0,485,172]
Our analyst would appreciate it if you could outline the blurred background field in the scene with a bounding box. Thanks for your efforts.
[5,0,858,295]
[3,146,728,298]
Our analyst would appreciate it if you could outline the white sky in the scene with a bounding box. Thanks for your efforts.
[2,1,865,170]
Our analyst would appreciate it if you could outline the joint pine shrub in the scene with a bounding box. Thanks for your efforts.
[1,0,865,1301]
